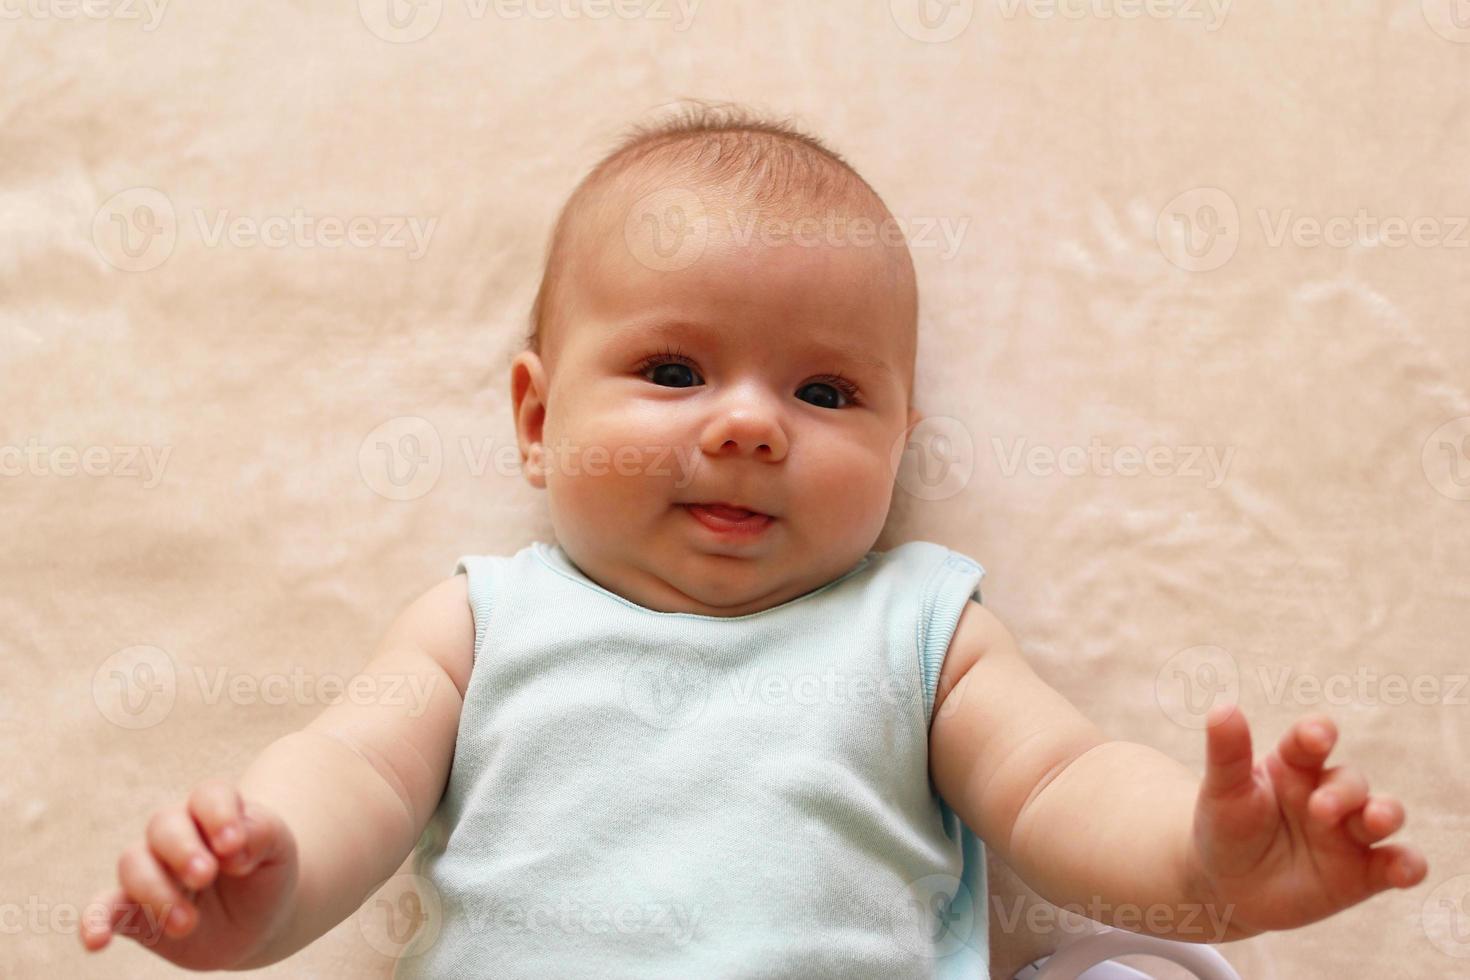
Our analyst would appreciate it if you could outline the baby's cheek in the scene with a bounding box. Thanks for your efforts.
[546,433,689,513]
[810,445,890,509]
[591,412,700,489]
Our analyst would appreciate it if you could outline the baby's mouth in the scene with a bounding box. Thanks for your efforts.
[688,502,763,520]
[680,502,776,536]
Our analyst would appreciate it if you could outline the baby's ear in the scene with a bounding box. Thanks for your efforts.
[510,350,550,489]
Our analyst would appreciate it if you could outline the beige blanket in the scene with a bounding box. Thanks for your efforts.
[6,2,1467,977]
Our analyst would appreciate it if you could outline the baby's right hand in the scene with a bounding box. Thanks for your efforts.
[80,778,299,971]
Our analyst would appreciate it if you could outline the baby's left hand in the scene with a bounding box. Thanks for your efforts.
[1187,702,1428,937]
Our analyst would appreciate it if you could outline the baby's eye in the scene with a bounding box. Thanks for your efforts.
[796,378,861,410]
[638,356,703,389]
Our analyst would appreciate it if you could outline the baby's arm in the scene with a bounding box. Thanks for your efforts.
[232,573,474,966]
[928,600,1212,937]
[929,600,1427,943]
[82,573,475,970]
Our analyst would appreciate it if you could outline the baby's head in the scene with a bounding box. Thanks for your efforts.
[511,103,923,616]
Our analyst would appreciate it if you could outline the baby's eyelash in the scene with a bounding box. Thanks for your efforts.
[633,344,697,374]
[813,372,864,406]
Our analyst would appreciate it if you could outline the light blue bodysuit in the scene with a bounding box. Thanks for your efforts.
[393,539,989,979]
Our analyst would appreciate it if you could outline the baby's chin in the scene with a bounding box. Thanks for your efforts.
[580,542,792,617]
[649,549,789,612]
[655,544,870,617]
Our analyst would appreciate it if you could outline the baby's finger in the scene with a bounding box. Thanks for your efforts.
[147,805,218,891]
[1367,843,1428,892]
[219,798,285,877]
[1308,766,1370,826]
[1345,796,1405,846]
[116,844,197,942]
[188,778,246,858]
[1276,714,1336,771]
[1199,702,1255,799]
[78,887,130,951]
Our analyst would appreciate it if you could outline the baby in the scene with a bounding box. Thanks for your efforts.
[81,104,1428,978]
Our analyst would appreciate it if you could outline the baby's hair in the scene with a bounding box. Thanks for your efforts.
[524,99,912,360]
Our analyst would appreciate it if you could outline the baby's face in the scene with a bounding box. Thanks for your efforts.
[512,190,920,616]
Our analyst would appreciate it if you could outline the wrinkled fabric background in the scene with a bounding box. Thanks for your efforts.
[3,2,1468,978]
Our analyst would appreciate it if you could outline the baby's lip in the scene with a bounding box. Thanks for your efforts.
[682,501,775,519]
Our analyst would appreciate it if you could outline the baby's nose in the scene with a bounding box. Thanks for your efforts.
[700,405,788,461]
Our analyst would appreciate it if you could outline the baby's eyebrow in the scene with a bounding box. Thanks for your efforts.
[610,318,722,347]
[612,318,895,380]
[810,343,896,380]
